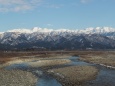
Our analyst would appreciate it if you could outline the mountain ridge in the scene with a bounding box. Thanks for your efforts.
[3,27,115,34]
[0,27,115,50]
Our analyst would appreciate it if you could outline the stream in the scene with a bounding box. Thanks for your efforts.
[5,56,115,86]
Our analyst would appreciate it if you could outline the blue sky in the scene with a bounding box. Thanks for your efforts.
[0,0,115,32]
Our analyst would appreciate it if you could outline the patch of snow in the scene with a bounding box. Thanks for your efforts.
[32,27,53,32]
[0,32,4,34]
[5,27,115,34]
[7,29,32,33]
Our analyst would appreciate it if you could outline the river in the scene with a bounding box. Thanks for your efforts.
[5,56,115,86]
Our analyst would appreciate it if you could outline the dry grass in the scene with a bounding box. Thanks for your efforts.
[48,66,98,86]
[0,58,38,69]
[0,54,71,68]
[1,51,115,67]
[27,59,71,68]
[0,57,11,64]
[0,51,72,64]
[79,52,115,67]
[0,69,37,86]
[1,51,113,86]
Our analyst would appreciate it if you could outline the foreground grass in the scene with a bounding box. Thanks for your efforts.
[48,66,98,86]
[0,69,37,86]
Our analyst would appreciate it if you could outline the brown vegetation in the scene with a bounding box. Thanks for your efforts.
[1,50,115,65]
[1,51,114,86]
[0,51,72,64]
[48,66,98,86]
[27,59,71,68]
[79,51,115,67]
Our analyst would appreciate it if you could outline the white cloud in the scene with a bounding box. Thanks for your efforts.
[0,0,42,12]
[80,0,93,4]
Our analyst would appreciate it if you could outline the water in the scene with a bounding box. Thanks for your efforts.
[68,56,92,66]
[5,56,115,86]
[5,63,29,70]
[86,65,115,86]
[36,74,61,86]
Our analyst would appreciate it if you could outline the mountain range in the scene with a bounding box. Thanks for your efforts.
[0,27,115,50]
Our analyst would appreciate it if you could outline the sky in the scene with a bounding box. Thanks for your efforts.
[0,0,115,32]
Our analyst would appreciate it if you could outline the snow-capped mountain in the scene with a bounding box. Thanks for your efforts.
[0,27,115,50]
[84,27,115,34]
[7,27,115,34]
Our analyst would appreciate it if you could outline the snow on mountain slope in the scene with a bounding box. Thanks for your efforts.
[0,32,4,34]
[7,27,54,33]
[8,29,32,33]
[0,32,4,39]
[6,27,115,34]
[84,27,115,34]
[0,27,115,50]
